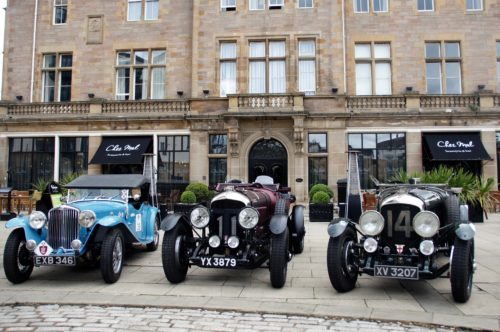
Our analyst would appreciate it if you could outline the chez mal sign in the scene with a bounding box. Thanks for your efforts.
[105,144,142,158]
[436,140,474,154]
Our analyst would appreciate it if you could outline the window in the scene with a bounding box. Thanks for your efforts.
[348,133,406,189]
[221,0,236,11]
[42,53,72,102]
[425,41,462,94]
[208,134,228,186]
[128,0,159,21]
[354,0,369,13]
[220,42,237,97]
[417,0,434,11]
[250,0,265,10]
[8,138,55,190]
[298,40,316,95]
[308,133,327,189]
[355,43,391,95]
[298,0,313,8]
[466,0,483,11]
[158,135,190,187]
[115,49,166,100]
[249,40,286,94]
[373,0,388,12]
[497,42,500,92]
[53,0,68,24]
[269,0,284,9]
[60,137,88,179]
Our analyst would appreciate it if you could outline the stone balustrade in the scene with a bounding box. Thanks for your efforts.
[7,102,90,116]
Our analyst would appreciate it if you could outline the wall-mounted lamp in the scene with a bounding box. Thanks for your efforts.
[88,93,95,99]
[477,84,485,91]
[405,86,413,92]
[15,95,23,101]
[203,89,210,96]
[177,91,184,97]
[331,87,338,94]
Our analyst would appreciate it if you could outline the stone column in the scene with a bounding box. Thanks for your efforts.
[87,136,102,175]
[189,130,208,184]
[331,128,347,201]
[0,136,8,187]
[226,118,240,181]
[406,131,423,173]
[293,116,305,202]
[481,130,497,184]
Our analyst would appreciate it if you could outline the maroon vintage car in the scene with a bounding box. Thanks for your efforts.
[160,176,305,288]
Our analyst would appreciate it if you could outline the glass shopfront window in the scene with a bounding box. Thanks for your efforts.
[308,133,327,188]
[209,134,227,186]
[59,137,88,179]
[158,135,190,198]
[8,138,55,190]
[348,133,406,189]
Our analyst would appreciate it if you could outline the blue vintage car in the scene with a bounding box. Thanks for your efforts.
[3,174,160,284]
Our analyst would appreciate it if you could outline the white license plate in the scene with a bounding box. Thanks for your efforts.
[374,265,418,280]
[34,255,76,266]
[199,257,237,268]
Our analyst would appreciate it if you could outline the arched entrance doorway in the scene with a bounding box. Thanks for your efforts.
[248,139,288,186]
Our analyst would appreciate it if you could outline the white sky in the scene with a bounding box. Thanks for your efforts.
[0,0,6,99]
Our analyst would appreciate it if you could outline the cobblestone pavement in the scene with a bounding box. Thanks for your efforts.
[0,304,461,332]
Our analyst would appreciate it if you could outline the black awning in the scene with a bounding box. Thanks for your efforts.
[90,136,152,164]
[423,133,491,161]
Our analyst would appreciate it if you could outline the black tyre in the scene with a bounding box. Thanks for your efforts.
[269,228,289,288]
[146,214,161,252]
[291,235,304,254]
[445,194,460,226]
[274,199,287,215]
[451,238,474,303]
[3,230,34,284]
[100,228,124,284]
[327,227,358,292]
[290,205,305,254]
[162,223,190,283]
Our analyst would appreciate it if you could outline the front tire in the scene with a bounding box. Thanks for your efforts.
[269,228,289,288]
[162,223,190,283]
[146,214,160,252]
[327,227,358,292]
[3,230,34,284]
[100,228,124,284]
[451,238,474,303]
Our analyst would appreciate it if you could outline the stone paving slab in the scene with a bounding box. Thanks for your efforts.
[1,213,500,330]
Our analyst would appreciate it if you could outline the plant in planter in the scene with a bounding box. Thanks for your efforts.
[31,178,51,201]
[308,184,334,222]
[185,182,212,206]
[174,190,198,215]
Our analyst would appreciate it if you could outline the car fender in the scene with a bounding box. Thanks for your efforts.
[97,215,124,228]
[327,218,352,238]
[288,205,305,236]
[6,216,48,242]
[455,222,476,241]
[161,213,188,232]
[270,215,288,235]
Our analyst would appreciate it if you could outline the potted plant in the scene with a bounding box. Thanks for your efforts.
[308,184,334,222]
[468,177,495,223]
[185,182,212,206]
[174,190,198,215]
[32,178,50,201]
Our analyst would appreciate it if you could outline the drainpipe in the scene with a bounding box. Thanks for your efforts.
[341,0,347,94]
[30,0,39,103]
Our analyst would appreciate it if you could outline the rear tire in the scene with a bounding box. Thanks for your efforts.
[146,214,160,252]
[327,227,358,292]
[291,236,304,254]
[3,230,34,284]
[269,228,289,288]
[162,223,190,283]
[451,238,474,303]
[100,228,124,284]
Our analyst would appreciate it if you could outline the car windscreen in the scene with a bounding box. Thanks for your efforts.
[67,188,129,203]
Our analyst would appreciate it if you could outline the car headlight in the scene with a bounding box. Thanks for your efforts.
[238,208,259,229]
[190,207,210,229]
[359,211,384,236]
[29,211,47,229]
[78,210,96,228]
[413,211,440,238]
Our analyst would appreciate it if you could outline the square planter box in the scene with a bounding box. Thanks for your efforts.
[468,204,484,223]
[174,203,197,216]
[309,203,333,222]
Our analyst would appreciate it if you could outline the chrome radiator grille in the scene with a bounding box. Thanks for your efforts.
[47,207,80,249]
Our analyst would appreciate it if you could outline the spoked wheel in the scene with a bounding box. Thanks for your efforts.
[100,228,124,284]
[327,227,359,292]
[269,228,289,288]
[451,238,474,303]
[162,223,191,283]
[3,230,34,284]
[146,214,161,252]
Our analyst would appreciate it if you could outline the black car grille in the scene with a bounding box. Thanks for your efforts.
[380,204,421,251]
[47,207,80,249]
[209,208,243,241]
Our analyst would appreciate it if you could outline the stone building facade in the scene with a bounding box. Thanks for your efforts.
[1,0,499,202]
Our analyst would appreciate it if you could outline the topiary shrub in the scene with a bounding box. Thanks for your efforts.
[185,182,211,202]
[311,191,331,205]
[309,184,334,201]
[180,190,197,204]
